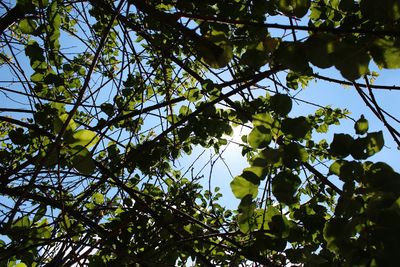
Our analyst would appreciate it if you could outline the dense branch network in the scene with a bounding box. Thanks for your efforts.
[0,0,399,266]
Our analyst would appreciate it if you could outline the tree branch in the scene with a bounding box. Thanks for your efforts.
[174,12,400,37]
[0,5,25,35]
[302,162,342,195]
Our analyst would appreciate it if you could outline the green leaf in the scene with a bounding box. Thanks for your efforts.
[305,34,336,68]
[339,0,356,11]
[255,206,280,231]
[9,128,28,145]
[44,72,63,86]
[197,30,233,69]
[185,88,202,102]
[333,41,370,80]
[340,161,364,182]
[66,129,99,148]
[12,216,31,230]
[179,105,192,117]
[281,116,311,140]
[252,112,273,127]
[17,0,36,11]
[360,0,400,22]
[51,13,62,29]
[323,217,352,253]
[240,48,270,68]
[230,176,259,199]
[237,195,257,233]
[287,72,312,90]
[370,38,400,69]
[330,134,354,158]
[389,196,400,216]
[365,162,400,192]
[248,126,272,149]
[354,115,369,135]
[18,18,37,34]
[349,132,384,160]
[272,170,301,205]
[270,94,292,116]
[329,160,346,176]
[25,41,46,70]
[259,148,283,167]
[281,143,308,168]
[350,137,369,160]
[60,214,72,230]
[276,0,311,18]
[286,71,300,90]
[255,206,292,239]
[242,166,268,182]
[274,42,310,72]
[30,72,44,83]
[366,131,384,156]
[33,204,47,222]
[317,123,329,133]
[71,146,96,175]
[40,144,59,168]
[70,78,81,88]
[92,193,104,205]
[53,114,77,134]
[34,224,52,239]
[100,103,114,117]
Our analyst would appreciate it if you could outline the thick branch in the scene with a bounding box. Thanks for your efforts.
[174,12,400,37]
[303,162,342,195]
[0,5,25,35]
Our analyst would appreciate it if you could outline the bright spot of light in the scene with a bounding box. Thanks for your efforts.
[223,124,251,154]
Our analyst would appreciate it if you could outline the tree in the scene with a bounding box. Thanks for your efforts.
[1,0,400,266]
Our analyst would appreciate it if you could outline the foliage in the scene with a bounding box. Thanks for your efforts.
[0,0,400,266]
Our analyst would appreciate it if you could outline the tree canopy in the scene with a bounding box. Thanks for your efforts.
[1,0,400,266]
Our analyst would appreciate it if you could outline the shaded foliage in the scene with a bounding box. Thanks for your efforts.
[0,0,400,266]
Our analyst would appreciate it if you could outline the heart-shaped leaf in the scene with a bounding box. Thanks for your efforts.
[231,176,259,199]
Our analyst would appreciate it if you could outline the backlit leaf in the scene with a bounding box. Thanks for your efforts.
[276,0,311,18]
[18,18,37,34]
[366,131,384,156]
[54,114,77,134]
[329,160,346,176]
[11,216,31,230]
[370,38,400,69]
[66,129,99,148]
[248,126,272,148]
[252,112,273,127]
[230,176,259,199]
[197,30,233,69]
[237,196,257,233]
[92,193,104,205]
[242,166,267,182]
[71,146,96,175]
[354,115,369,135]
[333,41,370,80]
